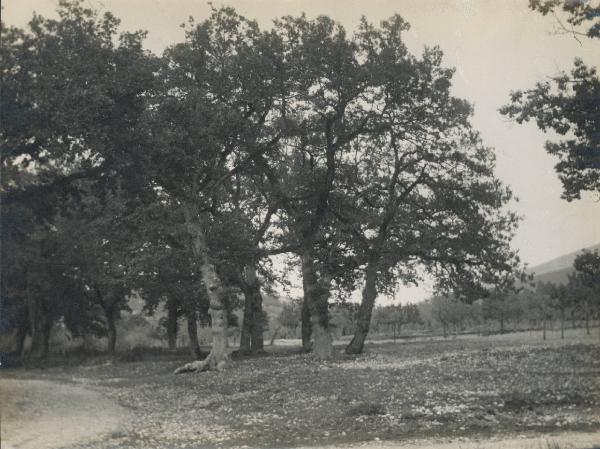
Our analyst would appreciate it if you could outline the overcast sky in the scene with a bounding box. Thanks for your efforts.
[5,0,600,302]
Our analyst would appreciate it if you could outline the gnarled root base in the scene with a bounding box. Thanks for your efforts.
[173,351,227,374]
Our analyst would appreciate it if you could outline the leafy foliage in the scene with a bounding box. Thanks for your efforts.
[501,0,600,200]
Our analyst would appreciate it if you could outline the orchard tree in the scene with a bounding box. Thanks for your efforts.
[571,250,600,334]
[501,0,600,200]
[533,283,557,340]
[546,283,571,339]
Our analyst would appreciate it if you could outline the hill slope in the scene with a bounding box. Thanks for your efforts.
[527,242,600,285]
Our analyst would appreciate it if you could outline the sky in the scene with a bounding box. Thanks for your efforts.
[4,0,600,303]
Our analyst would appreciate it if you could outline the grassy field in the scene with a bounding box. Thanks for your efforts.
[3,330,600,449]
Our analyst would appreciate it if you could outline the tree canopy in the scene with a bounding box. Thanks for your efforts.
[501,0,600,201]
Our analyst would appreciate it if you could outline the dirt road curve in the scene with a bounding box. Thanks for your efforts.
[0,378,131,449]
[0,377,598,449]
[299,432,600,449]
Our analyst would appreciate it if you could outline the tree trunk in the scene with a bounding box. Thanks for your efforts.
[543,316,547,341]
[300,248,332,360]
[166,298,179,350]
[560,309,565,340]
[175,203,229,374]
[239,262,265,354]
[585,301,590,335]
[31,316,52,359]
[250,285,265,353]
[301,294,312,352]
[106,308,117,355]
[14,323,27,356]
[186,311,202,359]
[239,285,253,355]
[13,309,28,356]
[346,261,378,354]
[27,296,51,359]
[269,326,280,346]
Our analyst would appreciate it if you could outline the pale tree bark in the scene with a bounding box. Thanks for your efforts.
[239,288,253,354]
[300,248,332,360]
[247,263,265,353]
[175,203,229,373]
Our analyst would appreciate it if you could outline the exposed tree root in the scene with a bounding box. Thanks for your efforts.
[173,351,227,374]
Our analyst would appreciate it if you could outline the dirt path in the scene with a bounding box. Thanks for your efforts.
[0,378,132,449]
[301,432,600,449]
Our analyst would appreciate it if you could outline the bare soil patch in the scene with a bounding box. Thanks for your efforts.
[0,378,131,449]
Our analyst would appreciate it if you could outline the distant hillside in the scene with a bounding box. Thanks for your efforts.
[527,243,600,286]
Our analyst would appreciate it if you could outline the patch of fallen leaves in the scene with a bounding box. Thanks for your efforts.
[17,334,600,449]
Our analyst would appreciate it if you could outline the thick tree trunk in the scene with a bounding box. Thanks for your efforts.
[13,308,28,356]
[41,319,52,359]
[247,265,265,353]
[175,204,229,374]
[239,262,265,354]
[301,294,312,352]
[27,296,51,359]
[239,287,253,354]
[186,311,203,359]
[105,308,117,355]
[300,248,332,360]
[346,261,378,355]
[31,316,52,359]
[14,323,27,356]
[166,298,179,350]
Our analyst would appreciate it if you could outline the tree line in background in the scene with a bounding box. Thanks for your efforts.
[275,249,600,341]
[1,1,598,371]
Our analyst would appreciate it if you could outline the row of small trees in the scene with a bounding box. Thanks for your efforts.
[422,250,600,339]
